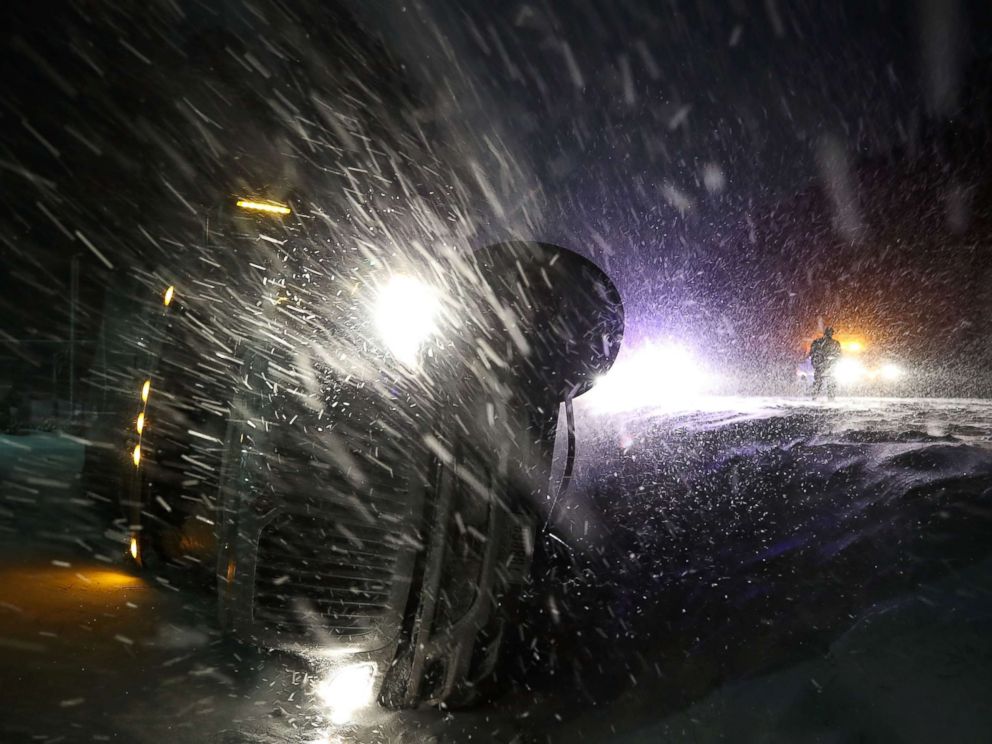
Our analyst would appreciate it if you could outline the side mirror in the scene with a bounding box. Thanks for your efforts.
[470,241,625,405]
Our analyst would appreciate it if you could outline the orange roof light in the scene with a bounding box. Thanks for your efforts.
[805,332,866,355]
[837,335,866,354]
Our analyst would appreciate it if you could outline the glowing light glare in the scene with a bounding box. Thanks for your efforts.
[163,285,174,306]
[136,411,145,434]
[374,276,439,366]
[235,199,291,216]
[305,732,338,744]
[583,343,713,412]
[129,535,139,561]
[316,663,376,725]
[141,379,151,403]
[832,357,867,386]
[842,339,864,354]
[880,362,904,381]
[132,444,141,467]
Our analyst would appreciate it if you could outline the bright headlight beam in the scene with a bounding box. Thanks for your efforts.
[374,275,439,366]
[235,199,291,216]
[880,362,904,381]
[582,342,713,412]
[832,357,866,386]
[316,663,376,725]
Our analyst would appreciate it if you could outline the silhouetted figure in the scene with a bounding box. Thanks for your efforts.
[808,327,841,399]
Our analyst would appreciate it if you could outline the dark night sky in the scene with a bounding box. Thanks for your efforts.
[355,1,925,226]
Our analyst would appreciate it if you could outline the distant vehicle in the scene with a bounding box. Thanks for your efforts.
[120,196,624,718]
[796,333,907,394]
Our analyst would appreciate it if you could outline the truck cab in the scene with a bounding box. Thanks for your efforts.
[122,195,624,716]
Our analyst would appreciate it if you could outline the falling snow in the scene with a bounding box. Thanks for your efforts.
[2,1,992,742]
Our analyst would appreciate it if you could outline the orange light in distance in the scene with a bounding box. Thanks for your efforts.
[804,333,867,355]
[136,411,145,434]
[163,285,175,306]
[141,380,151,403]
[132,444,141,467]
[129,535,139,561]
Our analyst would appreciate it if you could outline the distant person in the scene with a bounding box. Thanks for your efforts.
[808,327,841,399]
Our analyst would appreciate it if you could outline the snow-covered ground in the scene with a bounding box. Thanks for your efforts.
[1,397,990,742]
[551,396,992,563]
[537,395,992,743]
[575,395,992,444]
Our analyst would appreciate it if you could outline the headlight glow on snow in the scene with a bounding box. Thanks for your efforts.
[879,362,904,381]
[316,662,376,725]
[235,198,291,216]
[832,357,866,386]
[582,343,712,412]
[374,275,439,366]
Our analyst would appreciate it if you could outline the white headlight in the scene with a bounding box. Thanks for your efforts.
[879,362,904,381]
[315,662,376,725]
[374,276,439,366]
[582,343,713,412]
[832,357,866,386]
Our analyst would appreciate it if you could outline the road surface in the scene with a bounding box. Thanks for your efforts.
[1,397,991,742]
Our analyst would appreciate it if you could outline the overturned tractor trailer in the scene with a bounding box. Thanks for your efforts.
[120,195,624,714]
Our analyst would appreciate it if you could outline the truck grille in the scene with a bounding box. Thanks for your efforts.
[253,512,407,642]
